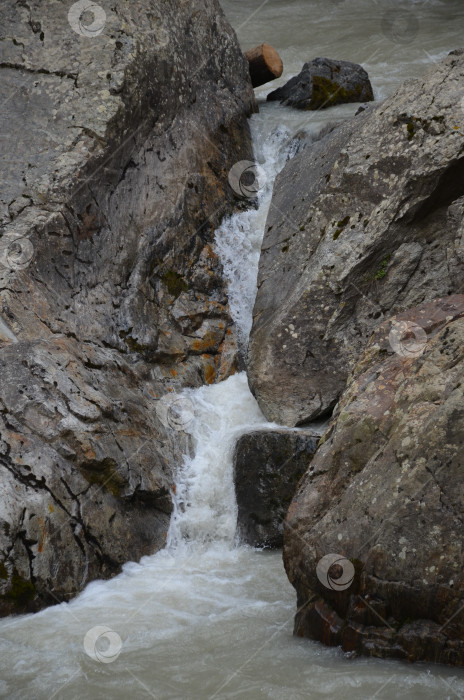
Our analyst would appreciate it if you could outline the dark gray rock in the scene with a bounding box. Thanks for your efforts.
[283,296,464,666]
[248,51,464,426]
[234,428,321,547]
[0,0,255,615]
[267,57,374,110]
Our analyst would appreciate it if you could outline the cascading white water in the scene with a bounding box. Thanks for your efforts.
[214,123,294,352]
[166,374,268,548]
[2,1,464,697]
[167,120,295,551]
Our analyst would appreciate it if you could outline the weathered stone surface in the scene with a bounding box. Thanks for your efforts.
[234,428,321,547]
[248,51,464,426]
[283,297,464,666]
[0,0,255,614]
[267,57,374,110]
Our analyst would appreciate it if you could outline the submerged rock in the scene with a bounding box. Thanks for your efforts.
[0,0,255,614]
[283,296,464,666]
[248,51,464,426]
[267,57,374,109]
[234,428,321,547]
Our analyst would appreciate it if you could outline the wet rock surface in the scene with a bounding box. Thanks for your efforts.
[283,296,464,666]
[267,57,374,110]
[0,0,255,614]
[248,51,464,426]
[234,428,321,548]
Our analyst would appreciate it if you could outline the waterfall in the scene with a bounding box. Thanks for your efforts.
[166,120,295,551]
[3,3,463,693]
[166,373,267,548]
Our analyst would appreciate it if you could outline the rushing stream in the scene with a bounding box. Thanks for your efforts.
[2,1,464,698]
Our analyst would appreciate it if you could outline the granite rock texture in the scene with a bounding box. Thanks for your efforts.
[283,295,464,666]
[0,0,255,614]
[248,51,464,426]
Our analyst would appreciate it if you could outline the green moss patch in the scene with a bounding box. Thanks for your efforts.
[161,270,188,298]
[119,328,151,355]
[310,76,368,110]
[0,562,8,580]
[333,216,350,240]
[78,457,126,498]
[374,254,392,280]
[1,568,36,607]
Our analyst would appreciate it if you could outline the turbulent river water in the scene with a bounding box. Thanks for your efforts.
[2,1,464,698]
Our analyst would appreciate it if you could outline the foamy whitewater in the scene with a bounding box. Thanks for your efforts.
[1,1,464,697]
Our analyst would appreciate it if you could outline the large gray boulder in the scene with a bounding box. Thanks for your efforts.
[267,57,374,110]
[0,0,255,614]
[234,428,321,548]
[248,50,464,426]
[283,296,464,666]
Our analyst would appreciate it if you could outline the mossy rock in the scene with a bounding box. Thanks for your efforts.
[1,568,36,609]
[77,457,126,498]
[267,58,374,111]
[161,270,189,298]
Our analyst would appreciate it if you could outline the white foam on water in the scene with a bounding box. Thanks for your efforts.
[214,121,295,352]
[166,372,270,549]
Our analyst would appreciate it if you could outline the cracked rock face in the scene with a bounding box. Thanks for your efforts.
[0,0,255,614]
[248,50,464,426]
[283,295,464,666]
